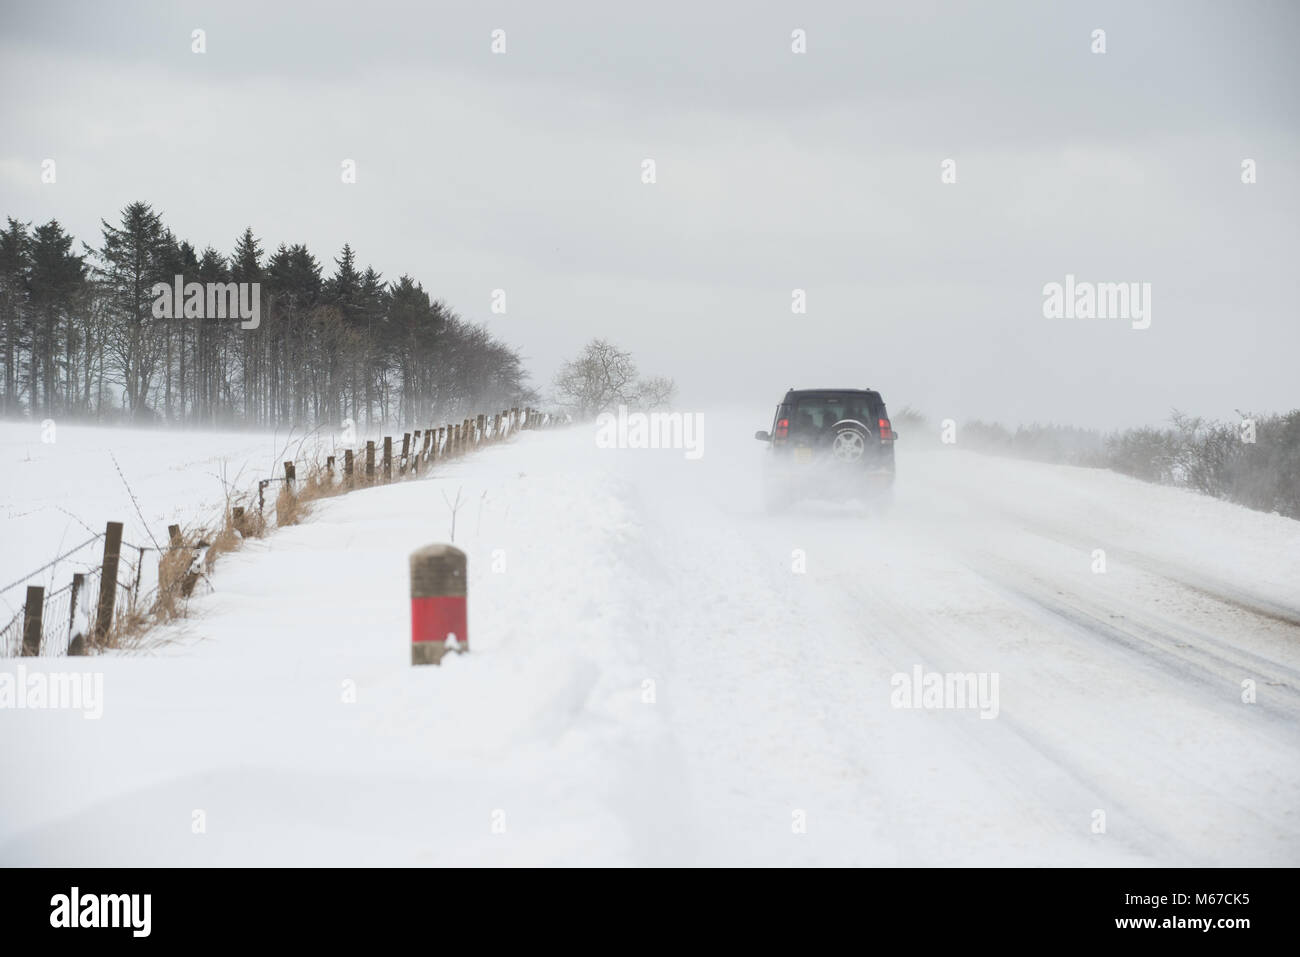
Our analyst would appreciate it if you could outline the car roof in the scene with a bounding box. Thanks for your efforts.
[785,388,880,397]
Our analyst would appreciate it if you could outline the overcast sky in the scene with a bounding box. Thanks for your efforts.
[1,0,1296,428]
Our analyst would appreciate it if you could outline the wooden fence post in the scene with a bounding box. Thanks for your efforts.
[476,415,485,447]
[384,436,393,481]
[69,573,83,635]
[326,455,335,475]
[345,448,355,487]
[159,523,185,608]
[284,461,296,487]
[401,433,410,473]
[21,585,43,656]
[68,573,86,656]
[366,441,375,483]
[94,521,123,642]
[232,506,245,535]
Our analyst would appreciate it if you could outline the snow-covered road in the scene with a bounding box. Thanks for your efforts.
[2,415,1298,865]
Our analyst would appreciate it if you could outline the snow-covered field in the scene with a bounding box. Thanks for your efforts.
[2,414,1298,865]
[0,420,349,636]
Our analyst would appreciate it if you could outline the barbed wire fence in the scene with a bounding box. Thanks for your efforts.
[1,406,562,658]
[0,532,105,657]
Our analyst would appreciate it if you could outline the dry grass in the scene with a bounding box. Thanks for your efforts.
[152,536,197,622]
[99,604,151,652]
[273,460,346,527]
[274,482,305,527]
[71,418,537,655]
[95,499,256,649]
[300,464,348,503]
[204,499,266,568]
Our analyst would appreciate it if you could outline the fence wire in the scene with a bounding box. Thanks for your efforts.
[1,566,104,657]
[0,606,22,657]
[0,533,102,597]
[3,407,556,657]
[3,533,204,658]
[37,568,101,656]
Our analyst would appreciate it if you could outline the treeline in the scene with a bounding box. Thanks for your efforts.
[0,202,534,428]
[895,407,1300,520]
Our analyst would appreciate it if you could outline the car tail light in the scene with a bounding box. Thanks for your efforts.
[774,418,789,440]
[878,417,894,441]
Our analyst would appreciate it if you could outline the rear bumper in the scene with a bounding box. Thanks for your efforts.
[767,446,894,472]
[763,450,894,497]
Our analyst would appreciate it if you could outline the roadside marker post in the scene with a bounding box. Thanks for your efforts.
[410,544,467,665]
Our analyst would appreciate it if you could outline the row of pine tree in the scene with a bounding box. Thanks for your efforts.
[0,201,534,429]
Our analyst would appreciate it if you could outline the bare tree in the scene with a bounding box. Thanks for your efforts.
[635,374,676,410]
[553,339,676,418]
[553,338,639,419]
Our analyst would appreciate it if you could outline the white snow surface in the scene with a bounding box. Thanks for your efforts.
[2,412,1298,865]
[0,420,338,620]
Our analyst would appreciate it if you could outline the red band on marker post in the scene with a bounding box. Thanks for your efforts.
[410,544,467,665]
[411,595,466,649]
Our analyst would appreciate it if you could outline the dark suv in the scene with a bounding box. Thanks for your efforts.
[754,388,897,510]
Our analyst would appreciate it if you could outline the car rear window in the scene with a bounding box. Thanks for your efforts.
[789,393,879,432]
